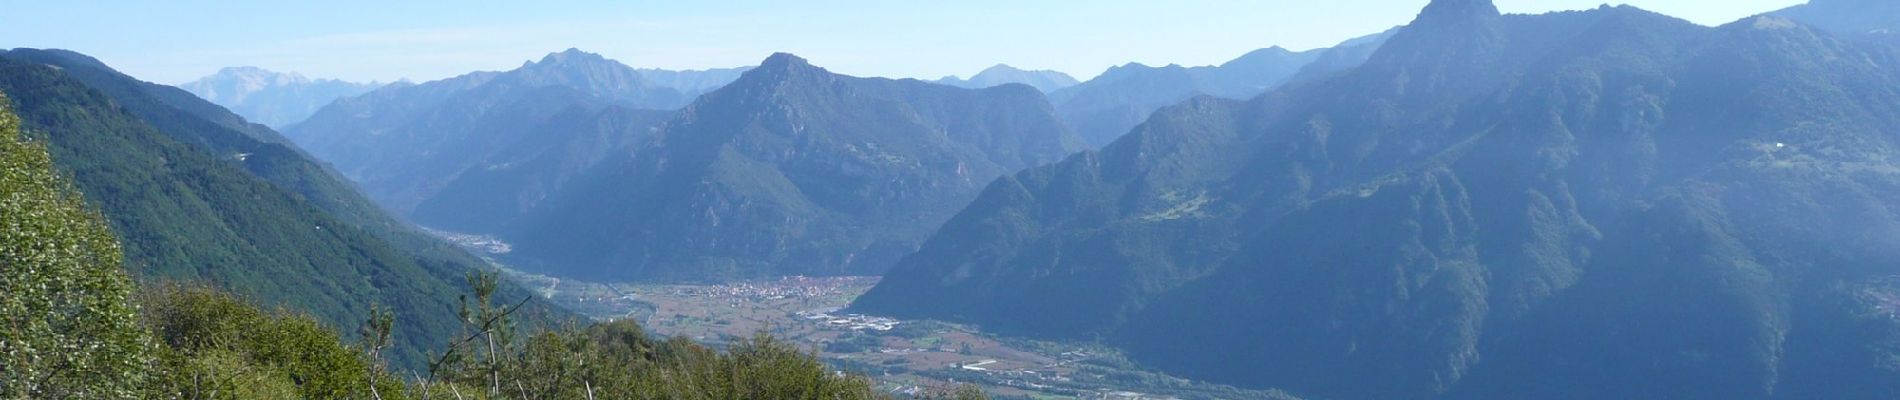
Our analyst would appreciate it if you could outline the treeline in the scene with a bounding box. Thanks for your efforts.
[0,94,984,399]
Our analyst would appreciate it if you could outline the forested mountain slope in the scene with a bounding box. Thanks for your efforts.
[859,1,1900,399]
[0,51,567,369]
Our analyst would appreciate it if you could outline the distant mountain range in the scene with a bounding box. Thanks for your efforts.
[636,66,754,94]
[502,53,1086,280]
[1050,34,1393,147]
[857,1,1900,399]
[0,48,566,369]
[1773,0,1900,36]
[26,1,1900,399]
[934,64,1080,93]
[286,50,1084,281]
[285,49,747,219]
[179,67,381,128]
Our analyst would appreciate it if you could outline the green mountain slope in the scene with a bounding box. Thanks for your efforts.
[0,52,565,370]
[858,2,1900,399]
[1,49,391,226]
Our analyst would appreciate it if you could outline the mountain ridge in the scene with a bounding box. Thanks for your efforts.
[499,52,1087,281]
[284,49,747,217]
[1773,0,1900,36]
[1048,35,1388,147]
[180,66,381,128]
[936,64,1081,93]
[857,3,1900,399]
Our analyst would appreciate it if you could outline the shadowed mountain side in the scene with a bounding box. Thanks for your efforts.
[858,2,1900,399]
[500,53,1087,281]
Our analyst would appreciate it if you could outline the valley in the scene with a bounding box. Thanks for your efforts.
[13,0,1900,398]
[493,267,1291,400]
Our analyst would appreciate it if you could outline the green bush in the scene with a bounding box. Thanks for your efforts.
[0,92,153,399]
[416,273,894,399]
[140,284,408,399]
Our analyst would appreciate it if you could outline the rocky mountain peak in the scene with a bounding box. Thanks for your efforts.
[758,52,817,72]
[526,48,619,70]
[738,52,829,87]
[1417,0,1500,24]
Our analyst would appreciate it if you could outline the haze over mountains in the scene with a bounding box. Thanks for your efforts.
[1049,33,1394,146]
[934,64,1081,93]
[285,48,747,219]
[1773,0,1900,35]
[280,47,1089,281]
[502,53,1086,280]
[634,66,754,94]
[858,0,1900,399]
[180,66,381,128]
[13,0,1900,398]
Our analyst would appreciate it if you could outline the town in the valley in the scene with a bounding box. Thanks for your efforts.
[496,269,1284,400]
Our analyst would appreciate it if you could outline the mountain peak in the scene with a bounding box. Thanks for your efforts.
[936,64,1077,92]
[725,53,832,90]
[210,66,309,84]
[979,64,1023,74]
[1221,47,1304,69]
[216,66,271,75]
[1748,15,1802,30]
[759,52,814,71]
[1417,0,1500,23]
[532,48,611,67]
[745,52,829,83]
[1249,46,1294,56]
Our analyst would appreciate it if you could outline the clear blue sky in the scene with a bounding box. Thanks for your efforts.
[2,0,1805,84]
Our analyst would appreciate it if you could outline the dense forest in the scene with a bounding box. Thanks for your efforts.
[0,93,985,399]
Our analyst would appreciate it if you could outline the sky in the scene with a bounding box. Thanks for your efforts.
[1,0,1807,84]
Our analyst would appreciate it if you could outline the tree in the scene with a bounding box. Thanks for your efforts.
[0,91,154,399]
[362,305,397,400]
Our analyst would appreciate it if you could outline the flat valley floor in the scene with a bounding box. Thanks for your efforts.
[498,269,1290,400]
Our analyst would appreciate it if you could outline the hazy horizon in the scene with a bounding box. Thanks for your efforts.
[6,0,1804,85]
